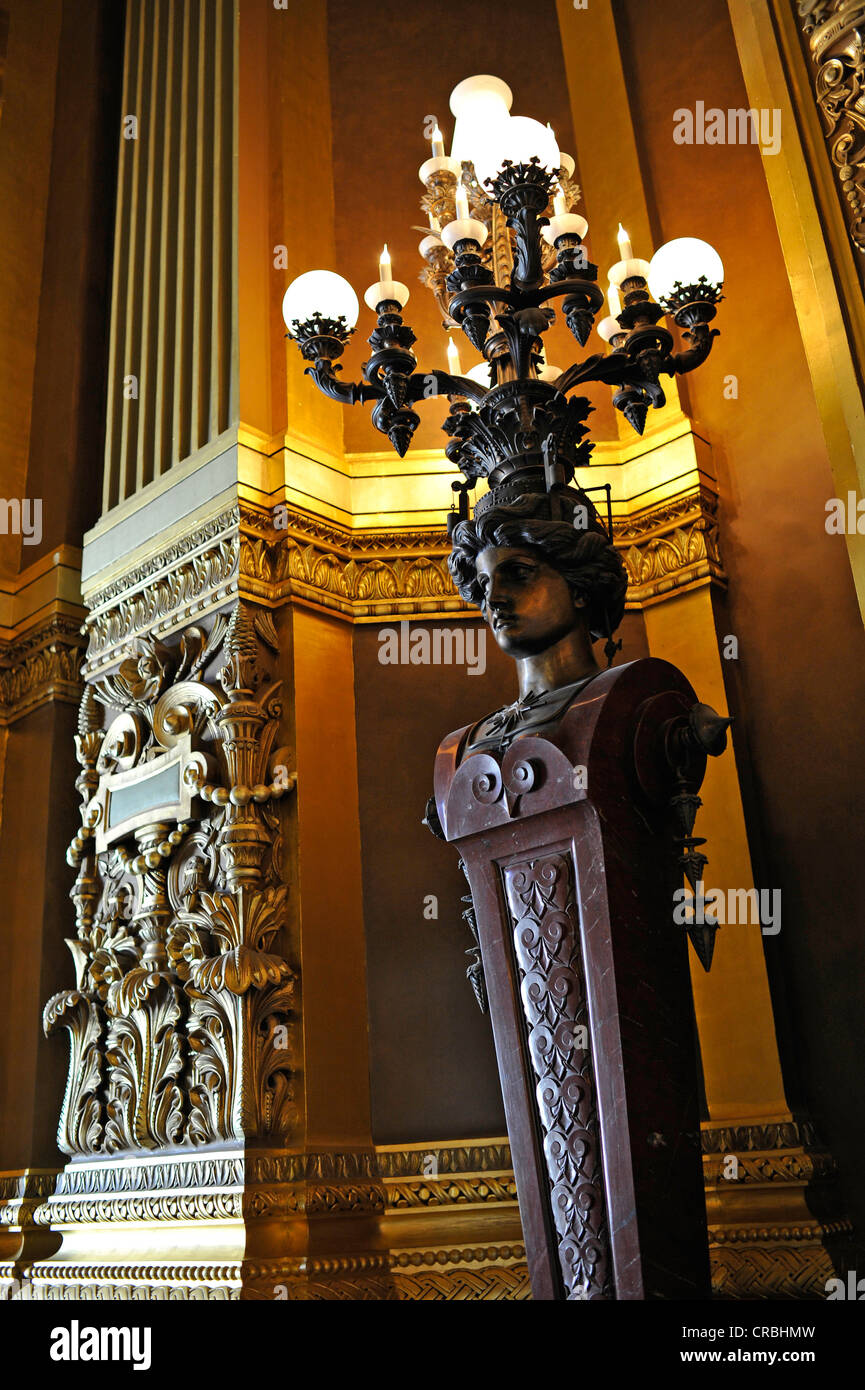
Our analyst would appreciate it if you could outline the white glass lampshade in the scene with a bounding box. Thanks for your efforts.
[466,362,492,388]
[648,238,724,305]
[449,75,513,166]
[281,270,359,331]
[472,116,561,189]
[537,362,562,384]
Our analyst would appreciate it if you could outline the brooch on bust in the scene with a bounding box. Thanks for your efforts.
[483,690,545,743]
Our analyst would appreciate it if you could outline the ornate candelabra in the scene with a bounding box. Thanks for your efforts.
[281,75,725,524]
[280,76,731,1302]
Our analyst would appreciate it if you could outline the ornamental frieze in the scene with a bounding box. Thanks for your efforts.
[0,614,85,722]
[79,492,726,677]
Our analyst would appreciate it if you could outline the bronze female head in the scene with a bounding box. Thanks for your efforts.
[448,491,628,664]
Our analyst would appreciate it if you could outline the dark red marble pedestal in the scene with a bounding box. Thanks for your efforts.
[434,658,712,1301]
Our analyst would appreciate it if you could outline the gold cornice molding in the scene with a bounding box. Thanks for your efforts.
[2,1122,853,1299]
[0,547,86,723]
[702,1116,819,1152]
[375,1136,513,1177]
[81,486,726,675]
[0,610,86,724]
[376,1137,529,1298]
[620,490,724,606]
[82,507,239,676]
[377,1137,519,1212]
[702,1117,857,1299]
[1,1148,396,1300]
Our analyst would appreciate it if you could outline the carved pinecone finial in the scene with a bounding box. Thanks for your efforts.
[224,602,258,661]
[220,602,260,696]
[77,684,102,735]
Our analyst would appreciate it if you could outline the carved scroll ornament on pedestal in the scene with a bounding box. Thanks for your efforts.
[44,603,298,1155]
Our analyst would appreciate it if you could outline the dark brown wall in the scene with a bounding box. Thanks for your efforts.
[616,0,865,1233]
[27,0,124,556]
[0,702,80,1168]
[354,610,647,1142]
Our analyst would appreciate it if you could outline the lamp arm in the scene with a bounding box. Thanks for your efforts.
[553,352,646,395]
[662,323,720,377]
[304,362,383,406]
[405,369,489,407]
[535,278,605,311]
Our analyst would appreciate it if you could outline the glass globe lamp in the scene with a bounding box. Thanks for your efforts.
[449,75,513,168]
[648,238,724,318]
[472,116,561,191]
[281,270,359,336]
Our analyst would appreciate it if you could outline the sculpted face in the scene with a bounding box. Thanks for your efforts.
[476,545,585,657]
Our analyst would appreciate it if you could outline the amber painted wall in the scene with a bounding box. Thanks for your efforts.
[26,0,123,558]
[0,0,120,569]
[0,703,80,1168]
[615,0,865,1233]
[0,0,62,575]
[0,0,123,1168]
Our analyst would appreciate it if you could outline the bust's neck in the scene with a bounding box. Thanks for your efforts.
[516,627,601,699]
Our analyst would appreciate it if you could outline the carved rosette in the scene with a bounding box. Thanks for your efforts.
[501,853,612,1300]
[44,601,298,1154]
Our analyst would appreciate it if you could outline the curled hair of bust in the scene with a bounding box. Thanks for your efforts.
[448,493,628,641]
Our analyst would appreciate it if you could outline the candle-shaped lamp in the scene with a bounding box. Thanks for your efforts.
[553,185,568,218]
[446,337,462,377]
[617,223,634,262]
[608,222,650,290]
[430,124,445,159]
[598,281,626,343]
[441,175,488,252]
[379,244,392,282]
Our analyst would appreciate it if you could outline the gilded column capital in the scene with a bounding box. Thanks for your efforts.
[0,613,85,724]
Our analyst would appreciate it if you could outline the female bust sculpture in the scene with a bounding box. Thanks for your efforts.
[447,488,628,751]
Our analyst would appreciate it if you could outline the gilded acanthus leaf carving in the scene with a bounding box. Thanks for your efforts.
[104,981,186,1152]
[45,603,298,1156]
[42,990,104,1155]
